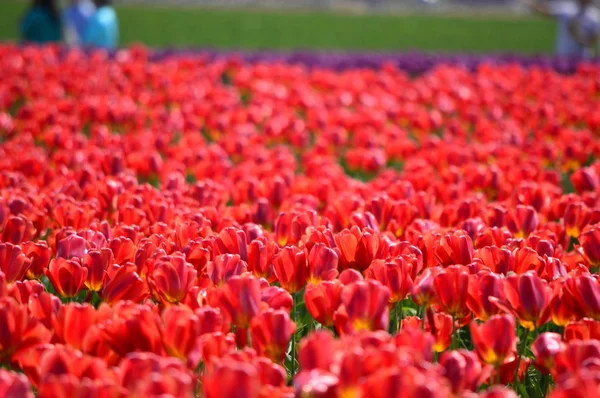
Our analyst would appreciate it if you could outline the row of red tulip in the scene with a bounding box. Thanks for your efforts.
[0,44,600,397]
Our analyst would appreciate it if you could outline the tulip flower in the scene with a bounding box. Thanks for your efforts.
[21,241,51,280]
[212,273,261,330]
[470,314,517,366]
[433,265,470,319]
[335,226,380,272]
[0,369,34,398]
[203,359,260,398]
[99,302,164,357]
[304,280,342,327]
[0,297,52,364]
[0,243,31,284]
[101,264,148,305]
[364,257,413,304]
[439,349,490,394]
[467,271,505,321]
[206,253,248,286]
[563,202,591,239]
[564,274,600,321]
[148,255,197,304]
[247,237,278,282]
[490,271,551,331]
[46,258,88,298]
[307,243,339,284]
[272,246,308,294]
[507,205,538,239]
[579,225,600,269]
[334,280,390,335]
[434,230,474,266]
[81,248,113,292]
[532,332,564,374]
[161,305,203,361]
[250,309,296,363]
[261,286,293,312]
[52,303,96,351]
[564,318,600,342]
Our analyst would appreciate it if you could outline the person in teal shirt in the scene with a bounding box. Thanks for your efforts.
[82,0,119,49]
[20,0,62,44]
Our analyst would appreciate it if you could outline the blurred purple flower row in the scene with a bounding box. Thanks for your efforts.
[151,49,598,74]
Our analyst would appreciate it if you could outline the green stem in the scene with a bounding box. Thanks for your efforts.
[450,316,456,350]
[495,363,501,385]
[421,306,426,331]
[291,297,298,376]
[514,328,530,386]
[399,301,404,331]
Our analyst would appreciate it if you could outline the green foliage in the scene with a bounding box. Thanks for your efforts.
[0,1,555,53]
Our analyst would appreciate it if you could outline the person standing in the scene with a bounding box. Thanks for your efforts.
[525,0,600,58]
[63,0,96,46]
[20,0,62,44]
[82,0,119,50]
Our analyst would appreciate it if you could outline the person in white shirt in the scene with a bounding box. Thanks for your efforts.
[525,0,600,57]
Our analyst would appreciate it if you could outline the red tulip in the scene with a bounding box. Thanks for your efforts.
[161,306,203,361]
[334,280,390,335]
[101,263,148,305]
[563,202,591,239]
[433,265,470,318]
[548,285,577,327]
[553,340,600,383]
[426,310,453,353]
[467,271,505,321]
[53,303,96,351]
[507,205,538,238]
[203,359,260,398]
[338,269,363,285]
[307,243,338,284]
[412,268,438,308]
[261,286,293,312]
[365,257,413,304]
[579,225,600,268]
[212,273,261,329]
[250,309,296,363]
[82,248,113,292]
[297,330,336,372]
[247,237,278,282]
[564,318,600,342]
[148,255,197,304]
[532,332,564,374]
[206,253,248,286]
[0,297,52,363]
[46,258,87,298]
[564,274,600,320]
[571,167,599,193]
[434,230,474,266]
[21,241,51,280]
[335,226,380,272]
[272,246,308,294]
[439,349,490,394]
[473,246,514,275]
[0,243,31,284]
[99,302,164,357]
[304,280,342,327]
[56,234,88,260]
[470,314,517,366]
[490,271,551,330]
[0,369,34,398]
[1,215,35,245]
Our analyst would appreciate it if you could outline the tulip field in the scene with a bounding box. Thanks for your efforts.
[1,44,600,397]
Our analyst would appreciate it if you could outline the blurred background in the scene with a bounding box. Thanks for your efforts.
[0,0,583,54]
